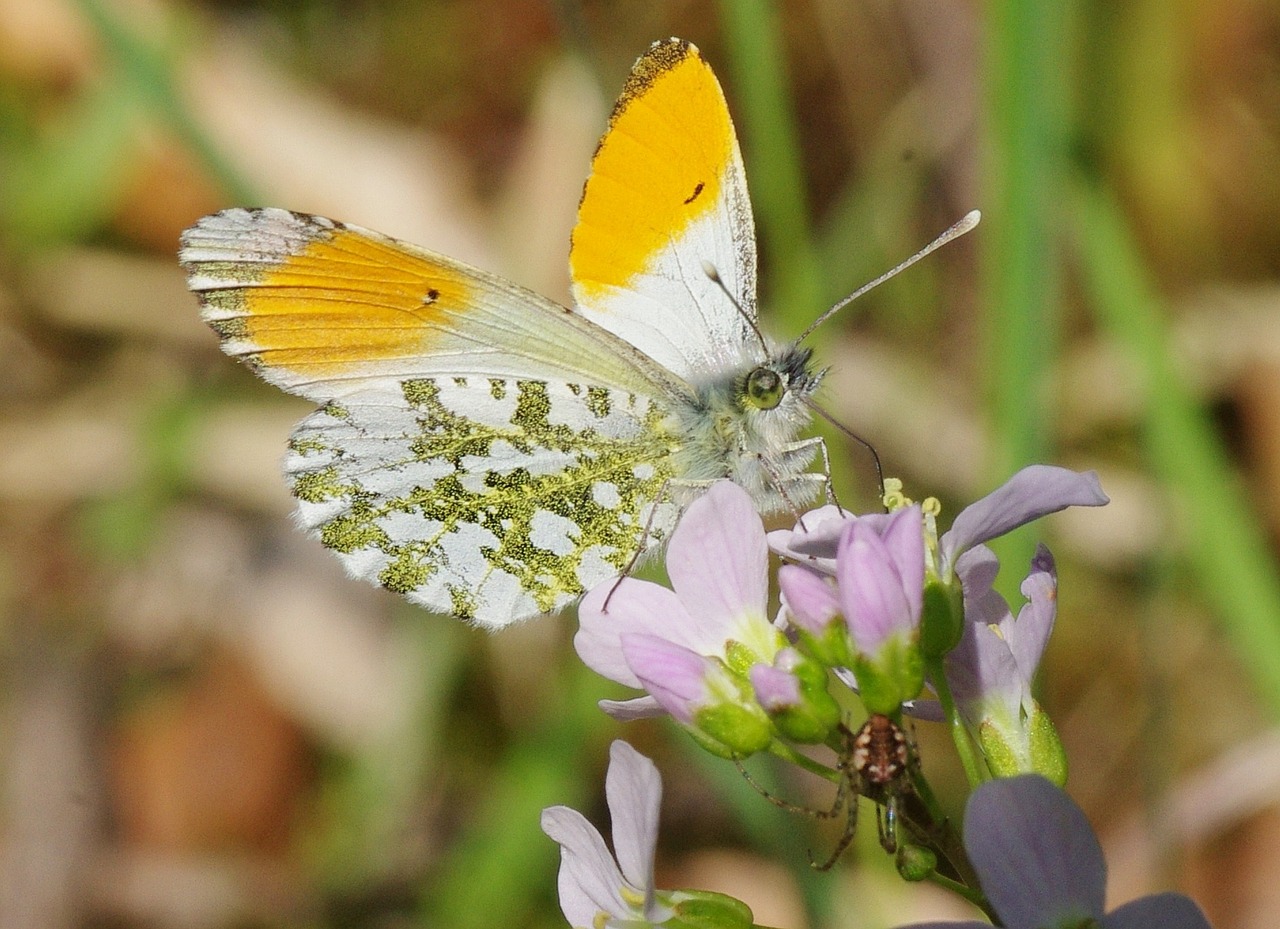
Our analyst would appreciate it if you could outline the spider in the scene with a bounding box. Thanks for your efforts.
[734,712,916,870]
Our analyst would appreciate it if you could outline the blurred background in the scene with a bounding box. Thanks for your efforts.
[2,0,1280,927]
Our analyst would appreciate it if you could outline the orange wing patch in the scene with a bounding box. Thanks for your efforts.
[185,214,472,383]
[230,227,469,377]
[570,39,736,302]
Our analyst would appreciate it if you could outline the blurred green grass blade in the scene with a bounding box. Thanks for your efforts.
[1076,183,1280,716]
[419,657,614,929]
[981,0,1073,591]
[717,0,824,325]
[4,77,141,244]
[75,0,258,204]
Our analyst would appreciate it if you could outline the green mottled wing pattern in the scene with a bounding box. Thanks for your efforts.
[287,374,681,627]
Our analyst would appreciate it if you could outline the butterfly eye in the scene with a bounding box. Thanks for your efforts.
[744,367,784,410]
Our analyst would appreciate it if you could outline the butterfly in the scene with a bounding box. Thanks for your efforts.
[180,38,832,628]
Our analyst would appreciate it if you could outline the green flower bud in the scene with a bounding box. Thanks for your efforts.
[896,843,937,882]
[667,889,755,929]
[852,633,925,716]
[772,676,841,745]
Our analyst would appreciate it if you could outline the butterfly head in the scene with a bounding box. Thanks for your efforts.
[727,342,824,455]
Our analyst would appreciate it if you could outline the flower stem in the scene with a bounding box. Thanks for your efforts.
[766,741,841,782]
[925,655,985,787]
[896,783,983,898]
[923,869,1000,924]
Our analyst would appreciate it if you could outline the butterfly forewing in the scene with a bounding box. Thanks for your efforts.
[570,38,759,381]
[182,208,690,403]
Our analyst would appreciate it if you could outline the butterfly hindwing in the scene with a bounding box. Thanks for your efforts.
[285,375,681,628]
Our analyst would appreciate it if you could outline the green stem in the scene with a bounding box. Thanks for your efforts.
[766,741,841,783]
[895,780,981,900]
[923,870,999,923]
[925,656,986,787]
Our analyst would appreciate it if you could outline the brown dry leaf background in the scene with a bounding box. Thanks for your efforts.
[1,1,1280,928]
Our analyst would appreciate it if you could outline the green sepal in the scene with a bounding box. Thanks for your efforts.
[977,718,1023,777]
[1028,702,1068,786]
[666,889,755,929]
[791,621,854,672]
[975,701,1068,783]
[920,579,965,659]
[693,701,773,758]
[853,634,924,716]
[686,725,738,760]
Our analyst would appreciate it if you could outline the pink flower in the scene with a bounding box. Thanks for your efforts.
[575,482,785,750]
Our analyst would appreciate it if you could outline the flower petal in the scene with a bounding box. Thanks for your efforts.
[541,805,629,926]
[940,466,1108,573]
[576,579,694,689]
[838,521,915,655]
[605,741,662,912]
[945,615,1021,724]
[1103,893,1213,929]
[964,775,1106,929]
[767,504,852,569]
[666,482,769,647]
[1005,545,1057,690]
[948,545,1020,717]
[778,564,841,635]
[621,633,714,724]
[881,505,925,619]
[598,695,666,721]
[955,544,1000,596]
[749,663,802,710]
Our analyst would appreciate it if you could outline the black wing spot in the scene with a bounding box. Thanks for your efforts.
[422,288,440,305]
[683,181,705,205]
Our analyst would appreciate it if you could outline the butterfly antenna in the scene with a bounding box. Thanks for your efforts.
[703,261,770,357]
[803,396,886,504]
[797,210,981,344]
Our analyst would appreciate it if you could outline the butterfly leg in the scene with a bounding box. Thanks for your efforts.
[762,436,831,528]
[600,478,692,612]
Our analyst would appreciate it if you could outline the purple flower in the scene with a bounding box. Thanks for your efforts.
[952,545,1059,737]
[772,466,1105,680]
[897,775,1213,929]
[542,741,754,929]
[770,466,1108,585]
[542,741,668,928]
[576,482,795,751]
[936,466,1108,582]
[780,507,927,713]
[837,506,924,657]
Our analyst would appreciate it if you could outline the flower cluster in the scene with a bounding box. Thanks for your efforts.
[545,466,1214,929]
[575,465,1106,780]
[543,744,1211,929]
